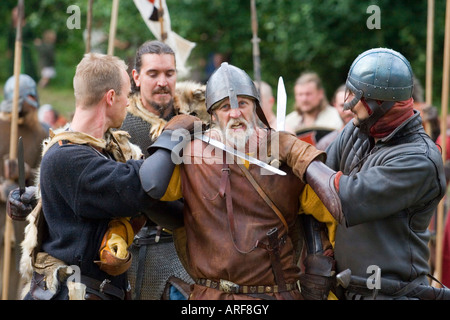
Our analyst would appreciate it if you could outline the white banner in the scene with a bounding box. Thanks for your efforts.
[133,0,196,77]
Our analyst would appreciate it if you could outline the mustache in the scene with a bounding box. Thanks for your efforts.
[226,118,248,129]
[152,87,171,95]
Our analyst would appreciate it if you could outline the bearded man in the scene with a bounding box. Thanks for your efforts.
[120,40,201,300]
[139,62,337,300]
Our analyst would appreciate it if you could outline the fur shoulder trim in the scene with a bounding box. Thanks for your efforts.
[127,94,167,141]
[42,125,106,155]
[173,81,209,124]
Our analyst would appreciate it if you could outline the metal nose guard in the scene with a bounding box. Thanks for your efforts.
[222,62,239,110]
[343,80,363,110]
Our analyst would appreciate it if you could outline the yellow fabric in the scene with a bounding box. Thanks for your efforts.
[328,291,338,300]
[299,185,339,300]
[299,184,337,247]
[101,217,134,260]
[108,217,134,246]
[106,233,129,259]
[160,165,183,201]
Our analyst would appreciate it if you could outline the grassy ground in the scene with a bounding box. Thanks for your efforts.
[38,86,75,120]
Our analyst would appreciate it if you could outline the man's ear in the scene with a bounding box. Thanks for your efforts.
[132,69,140,88]
[106,89,115,106]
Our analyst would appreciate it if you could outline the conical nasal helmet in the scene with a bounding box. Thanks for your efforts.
[205,62,270,128]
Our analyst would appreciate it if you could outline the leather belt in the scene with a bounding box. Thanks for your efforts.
[196,278,297,294]
[80,275,125,300]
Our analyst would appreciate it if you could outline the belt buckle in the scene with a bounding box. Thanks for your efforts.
[99,279,111,294]
[219,279,239,293]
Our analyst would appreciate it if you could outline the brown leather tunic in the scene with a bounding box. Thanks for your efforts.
[179,129,319,299]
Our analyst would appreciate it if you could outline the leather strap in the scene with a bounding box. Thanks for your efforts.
[196,278,297,294]
[267,228,286,291]
[131,226,173,299]
[237,164,295,299]
[219,154,292,299]
[80,275,125,300]
[133,244,147,300]
[237,164,288,232]
[220,153,243,252]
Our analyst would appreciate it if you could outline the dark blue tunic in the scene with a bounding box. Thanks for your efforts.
[37,141,156,297]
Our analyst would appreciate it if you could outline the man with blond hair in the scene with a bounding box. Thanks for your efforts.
[14,53,159,300]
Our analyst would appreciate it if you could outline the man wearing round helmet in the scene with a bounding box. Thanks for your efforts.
[0,74,48,299]
[139,62,338,300]
[303,48,447,299]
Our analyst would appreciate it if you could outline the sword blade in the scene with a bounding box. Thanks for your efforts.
[195,134,286,176]
[17,136,26,195]
[276,76,287,131]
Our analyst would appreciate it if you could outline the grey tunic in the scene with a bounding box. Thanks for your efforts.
[326,111,446,283]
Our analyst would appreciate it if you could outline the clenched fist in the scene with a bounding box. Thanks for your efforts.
[7,186,38,221]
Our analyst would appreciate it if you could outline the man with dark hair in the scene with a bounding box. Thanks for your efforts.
[120,40,202,300]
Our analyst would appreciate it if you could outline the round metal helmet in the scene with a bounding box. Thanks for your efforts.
[205,62,270,128]
[0,74,39,113]
[344,48,414,111]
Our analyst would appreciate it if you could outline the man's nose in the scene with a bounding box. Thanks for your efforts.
[229,108,241,118]
[156,75,168,87]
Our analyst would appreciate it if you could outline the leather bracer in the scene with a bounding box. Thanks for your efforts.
[305,161,344,225]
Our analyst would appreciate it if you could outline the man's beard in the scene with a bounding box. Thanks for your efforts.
[150,98,175,121]
[223,118,255,151]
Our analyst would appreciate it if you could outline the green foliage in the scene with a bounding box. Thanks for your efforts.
[0,0,447,113]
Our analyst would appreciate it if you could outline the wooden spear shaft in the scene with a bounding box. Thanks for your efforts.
[85,0,93,53]
[425,0,435,138]
[250,0,261,91]
[107,0,119,55]
[158,0,167,42]
[2,0,24,300]
[435,0,450,285]
[426,0,434,107]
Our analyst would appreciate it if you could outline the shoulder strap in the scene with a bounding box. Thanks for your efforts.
[237,164,288,233]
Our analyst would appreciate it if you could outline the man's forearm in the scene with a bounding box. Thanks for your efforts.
[139,148,176,199]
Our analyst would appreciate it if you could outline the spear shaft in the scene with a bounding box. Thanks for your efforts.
[2,0,24,300]
[107,0,119,55]
[434,0,450,286]
[158,0,167,42]
[250,0,261,91]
